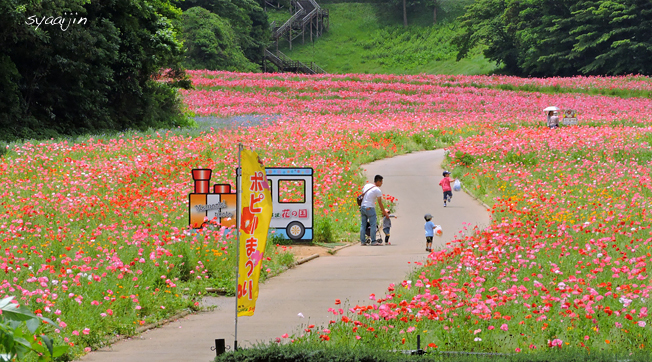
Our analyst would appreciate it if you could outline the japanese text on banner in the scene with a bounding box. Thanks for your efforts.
[237,150,272,316]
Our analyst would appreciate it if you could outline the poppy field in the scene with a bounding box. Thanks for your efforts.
[293,126,652,354]
[2,70,652,358]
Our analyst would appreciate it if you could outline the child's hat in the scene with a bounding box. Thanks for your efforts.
[442,170,450,176]
[424,213,432,220]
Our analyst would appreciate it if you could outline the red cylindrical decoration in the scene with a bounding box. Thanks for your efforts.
[192,169,212,193]
[214,184,231,194]
[195,181,210,194]
[192,169,212,181]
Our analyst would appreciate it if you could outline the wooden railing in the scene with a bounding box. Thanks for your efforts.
[265,0,285,10]
[264,49,283,68]
[264,49,326,74]
[309,62,326,74]
[274,49,294,64]
[265,0,328,73]
[299,0,320,27]
[272,2,305,40]
[271,0,328,42]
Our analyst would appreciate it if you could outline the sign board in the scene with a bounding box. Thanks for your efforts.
[189,167,314,241]
[562,109,578,126]
[189,169,236,229]
[264,167,314,241]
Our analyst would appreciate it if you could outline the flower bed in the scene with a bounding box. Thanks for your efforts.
[1,71,651,358]
[292,126,652,353]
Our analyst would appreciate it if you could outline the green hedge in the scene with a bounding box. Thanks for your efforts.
[215,344,652,362]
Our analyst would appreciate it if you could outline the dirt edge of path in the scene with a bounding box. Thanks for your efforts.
[280,241,354,259]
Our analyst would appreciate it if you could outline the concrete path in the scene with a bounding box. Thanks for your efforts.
[81,150,491,362]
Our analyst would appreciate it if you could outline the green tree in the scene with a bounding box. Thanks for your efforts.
[175,0,270,66]
[505,0,577,76]
[455,0,521,74]
[454,0,652,76]
[383,0,473,27]
[570,0,652,75]
[87,0,192,131]
[0,0,191,142]
[432,0,474,24]
[180,6,258,71]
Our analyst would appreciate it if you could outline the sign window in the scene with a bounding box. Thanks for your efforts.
[278,179,305,203]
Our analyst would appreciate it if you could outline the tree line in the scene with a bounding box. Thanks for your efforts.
[1,0,191,142]
[454,0,652,76]
[0,0,271,142]
[373,0,651,76]
[175,0,271,72]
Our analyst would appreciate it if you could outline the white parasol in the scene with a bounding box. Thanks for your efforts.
[543,106,560,112]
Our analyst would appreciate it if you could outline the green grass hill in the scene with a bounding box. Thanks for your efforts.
[267,2,496,75]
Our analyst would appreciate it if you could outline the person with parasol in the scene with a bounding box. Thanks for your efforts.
[544,106,560,129]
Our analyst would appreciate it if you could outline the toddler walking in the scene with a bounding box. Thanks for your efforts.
[381,209,396,245]
[424,213,435,252]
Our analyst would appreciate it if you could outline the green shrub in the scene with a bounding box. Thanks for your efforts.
[411,132,438,149]
[441,133,456,144]
[269,233,294,246]
[314,216,335,243]
[454,151,475,167]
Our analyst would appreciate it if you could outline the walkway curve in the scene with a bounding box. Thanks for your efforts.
[81,150,491,362]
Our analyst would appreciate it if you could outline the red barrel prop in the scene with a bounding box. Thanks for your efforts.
[191,169,212,193]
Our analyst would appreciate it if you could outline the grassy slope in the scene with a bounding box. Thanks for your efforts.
[274,3,495,75]
[267,7,293,25]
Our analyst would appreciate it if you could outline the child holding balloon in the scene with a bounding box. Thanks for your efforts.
[424,213,442,252]
[439,171,458,207]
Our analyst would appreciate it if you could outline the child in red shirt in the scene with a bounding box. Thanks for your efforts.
[439,171,456,207]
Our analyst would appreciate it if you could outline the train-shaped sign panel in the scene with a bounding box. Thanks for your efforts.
[189,167,314,241]
[562,109,578,126]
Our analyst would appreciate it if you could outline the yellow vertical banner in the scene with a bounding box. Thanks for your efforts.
[237,149,272,316]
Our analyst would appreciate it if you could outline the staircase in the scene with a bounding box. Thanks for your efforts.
[264,49,326,74]
[271,1,306,42]
[264,0,329,74]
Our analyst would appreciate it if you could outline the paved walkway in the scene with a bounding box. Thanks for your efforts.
[82,150,491,362]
